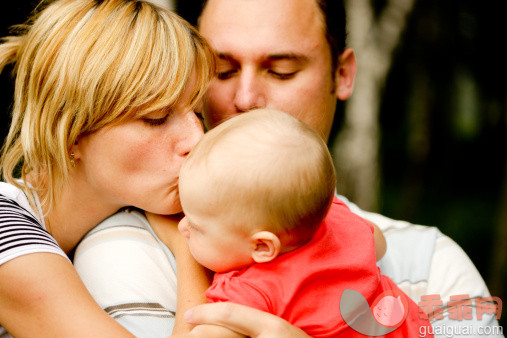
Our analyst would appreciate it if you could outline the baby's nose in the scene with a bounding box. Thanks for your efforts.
[178,217,190,238]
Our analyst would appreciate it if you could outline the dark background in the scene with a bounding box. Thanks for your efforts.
[1,0,505,328]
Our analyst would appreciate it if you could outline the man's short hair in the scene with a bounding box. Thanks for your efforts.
[316,0,347,72]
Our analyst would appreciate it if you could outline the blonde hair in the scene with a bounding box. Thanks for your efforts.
[180,109,336,246]
[0,0,215,213]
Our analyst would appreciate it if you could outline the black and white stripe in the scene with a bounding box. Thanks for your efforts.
[0,194,61,261]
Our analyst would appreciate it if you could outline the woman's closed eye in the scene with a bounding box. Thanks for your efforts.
[142,113,169,126]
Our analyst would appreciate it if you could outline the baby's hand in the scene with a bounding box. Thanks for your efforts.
[145,212,186,254]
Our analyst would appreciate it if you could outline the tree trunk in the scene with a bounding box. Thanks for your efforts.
[333,0,416,211]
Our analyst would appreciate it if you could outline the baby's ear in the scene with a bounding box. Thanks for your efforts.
[250,231,281,263]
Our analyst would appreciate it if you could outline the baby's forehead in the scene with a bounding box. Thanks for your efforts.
[180,109,318,196]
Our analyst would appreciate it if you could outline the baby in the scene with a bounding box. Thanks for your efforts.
[176,109,432,337]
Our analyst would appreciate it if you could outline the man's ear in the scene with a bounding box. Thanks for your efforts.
[334,47,357,101]
[250,231,281,263]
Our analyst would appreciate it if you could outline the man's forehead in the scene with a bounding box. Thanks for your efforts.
[199,0,326,59]
[200,0,321,20]
[199,0,324,43]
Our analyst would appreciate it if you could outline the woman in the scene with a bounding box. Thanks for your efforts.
[0,0,309,336]
[0,0,212,335]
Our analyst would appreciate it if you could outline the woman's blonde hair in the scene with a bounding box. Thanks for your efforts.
[0,0,215,213]
[180,109,336,246]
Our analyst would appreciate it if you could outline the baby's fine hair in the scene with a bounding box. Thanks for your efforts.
[181,109,336,246]
[0,0,215,212]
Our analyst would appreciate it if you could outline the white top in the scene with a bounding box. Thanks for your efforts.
[74,209,178,337]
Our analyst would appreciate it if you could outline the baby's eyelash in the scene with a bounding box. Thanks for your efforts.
[187,221,200,232]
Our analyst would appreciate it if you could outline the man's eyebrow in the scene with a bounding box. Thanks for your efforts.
[216,53,236,62]
[216,52,309,63]
[216,53,239,68]
[265,53,310,63]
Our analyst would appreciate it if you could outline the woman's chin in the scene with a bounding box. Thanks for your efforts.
[156,204,182,216]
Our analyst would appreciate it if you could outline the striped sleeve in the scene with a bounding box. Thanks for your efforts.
[0,194,68,265]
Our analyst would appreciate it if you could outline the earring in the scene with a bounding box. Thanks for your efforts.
[70,152,75,167]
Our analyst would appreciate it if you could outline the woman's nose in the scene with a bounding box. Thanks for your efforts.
[176,110,204,157]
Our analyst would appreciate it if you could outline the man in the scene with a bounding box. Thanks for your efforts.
[196,0,502,335]
[74,0,502,336]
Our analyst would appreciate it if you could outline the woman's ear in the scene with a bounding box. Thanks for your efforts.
[334,47,357,101]
[250,231,281,264]
[70,138,81,160]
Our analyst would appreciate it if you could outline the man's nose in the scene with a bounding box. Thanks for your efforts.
[233,71,266,112]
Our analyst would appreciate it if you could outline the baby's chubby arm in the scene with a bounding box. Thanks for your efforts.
[371,221,387,261]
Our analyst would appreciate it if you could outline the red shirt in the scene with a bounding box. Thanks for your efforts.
[206,197,432,337]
